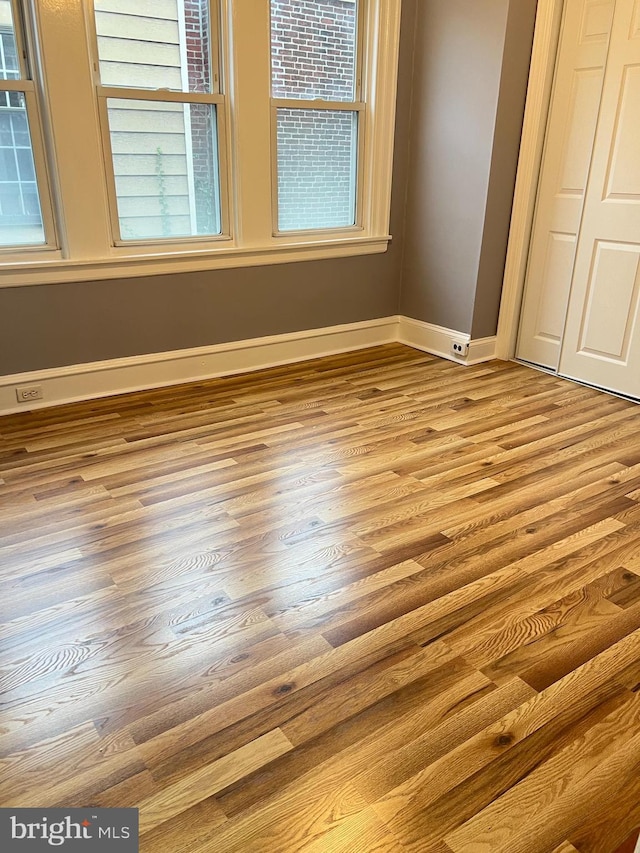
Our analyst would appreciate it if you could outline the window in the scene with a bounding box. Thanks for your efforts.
[271,0,362,232]
[0,0,400,284]
[91,0,225,243]
[0,0,53,249]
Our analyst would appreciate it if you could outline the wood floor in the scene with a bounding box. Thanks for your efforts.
[1,344,639,852]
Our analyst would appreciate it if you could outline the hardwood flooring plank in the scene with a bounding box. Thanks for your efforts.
[567,786,640,853]
[487,731,640,853]
[432,520,640,657]
[296,807,407,853]
[214,664,497,819]
[194,780,371,853]
[322,517,627,650]
[445,690,640,851]
[138,799,228,853]
[351,677,536,804]
[375,687,633,853]
[138,729,292,834]
[519,602,640,692]
[369,628,640,823]
[135,640,456,771]
[279,645,472,747]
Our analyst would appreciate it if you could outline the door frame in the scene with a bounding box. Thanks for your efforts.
[496,0,567,360]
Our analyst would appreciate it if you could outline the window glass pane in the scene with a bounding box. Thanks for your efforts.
[17,146,35,180]
[0,3,22,80]
[94,1,212,93]
[0,94,45,246]
[276,108,357,231]
[0,111,11,143]
[9,108,28,144]
[271,0,358,101]
[105,98,221,241]
[0,144,17,179]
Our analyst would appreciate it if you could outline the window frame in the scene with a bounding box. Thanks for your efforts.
[269,0,367,237]
[86,0,231,248]
[0,0,57,255]
[0,0,401,286]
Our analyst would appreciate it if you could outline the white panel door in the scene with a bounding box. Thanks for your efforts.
[558,0,640,397]
[517,0,614,369]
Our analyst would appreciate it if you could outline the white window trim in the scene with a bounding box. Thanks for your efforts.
[0,0,57,254]
[0,0,400,287]
[176,1,199,232]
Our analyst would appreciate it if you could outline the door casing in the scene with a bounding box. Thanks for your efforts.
[496,0,571,360]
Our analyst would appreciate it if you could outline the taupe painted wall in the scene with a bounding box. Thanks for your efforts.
[0,256,397,374]
[0,0,537,376]
[399,0,537,337]
[472,0,538,338]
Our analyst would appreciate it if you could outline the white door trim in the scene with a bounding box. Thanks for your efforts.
[496,0,566,360]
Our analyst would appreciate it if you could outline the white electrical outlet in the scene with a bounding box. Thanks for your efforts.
[451,340,469,358]
[16,385,44,403]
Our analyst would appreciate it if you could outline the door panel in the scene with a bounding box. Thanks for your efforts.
[605,65,640,199]
[578,242,640,359]
[580,0,616,39]
[559,0,640,396]
[517,0,614,369]
[534,232,577,348]
[632,0,640,36]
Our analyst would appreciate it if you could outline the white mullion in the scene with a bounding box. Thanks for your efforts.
[353,0,366,229]
[271,98,365,111]
[0,78,34,92]
[0,28,7,77]
[361,0,401,236]
[354,108,365,229]
[210,0,222,94]
[270,101,279,236]
[9,0,29,80]
[214,100,229,237]
[218,0,233,239]
[355,0,365,101]
[35,0,112,259]
[176,2,197,235]
[95,94,122,245]
[96,85,222,105]
[230,0,273,246]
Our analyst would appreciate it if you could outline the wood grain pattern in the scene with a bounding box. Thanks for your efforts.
[1,344,639,852]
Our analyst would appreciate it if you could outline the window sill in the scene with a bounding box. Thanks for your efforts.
[0,235,392,287]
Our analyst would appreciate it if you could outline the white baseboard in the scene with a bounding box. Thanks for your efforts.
[467,335,498,365]
[397,316,470,364]
[0,315,498,415]
[396,316,496,365]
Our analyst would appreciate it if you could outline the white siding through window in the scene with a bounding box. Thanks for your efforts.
[95,0,192,239]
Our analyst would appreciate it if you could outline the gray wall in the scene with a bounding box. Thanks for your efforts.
[0,0,537,376]
[472,0,538,338]
[399,0,537,338]
[0,256,398,374]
